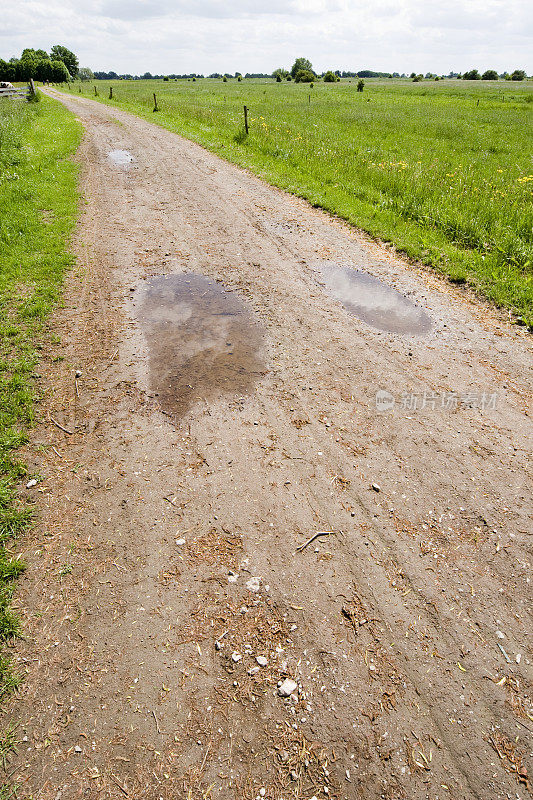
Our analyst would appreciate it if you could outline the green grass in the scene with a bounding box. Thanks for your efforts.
[65,77,532,325]
[0,95,81,703]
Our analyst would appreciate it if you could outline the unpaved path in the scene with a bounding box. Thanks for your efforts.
[5,90,532,800]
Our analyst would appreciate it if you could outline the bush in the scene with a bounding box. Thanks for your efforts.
[323,71,337,83]
[412,74,423,82]
[511,69,526,81]
[295,69,315,83]
[463,69,481,80]
[482,70,498,80]
[357,79,364,92]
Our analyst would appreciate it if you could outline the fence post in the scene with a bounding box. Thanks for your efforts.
[153,92,159,112]
[244,105,249,134]
[94,85,98,96]
[109,86,113,99]
[29,78,36,98]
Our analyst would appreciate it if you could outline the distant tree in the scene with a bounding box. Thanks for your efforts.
[291,57,313,78]
[79,67,94,81]
[295,69,315,83]
[409,72,416,78]
[272,68,289,80]
[510,69,526,81]
[323,70,338,83]
[481,69,498,80]
[412,74,423,82]
[357,79,364,92]
[223,75,227,82]
[50,45,78,78]
[463,69,481,80]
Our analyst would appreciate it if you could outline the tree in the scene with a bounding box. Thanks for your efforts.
[510,69,526,81]
[482,69,498,80]
[78,67,94,81]
[463,69,480,80]
[357,79,364,92]
[412,74,423,82]
[291,57,313,78]
[272,68,289,81]
[50,60,70,82]
[50,45,78,78]
[323,70,337,82]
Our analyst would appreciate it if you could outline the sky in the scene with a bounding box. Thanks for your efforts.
[2,0,531,76]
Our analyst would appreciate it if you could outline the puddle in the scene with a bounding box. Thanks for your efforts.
[136,274,265,419]
[108,149,133,166]
[315,262,432,335]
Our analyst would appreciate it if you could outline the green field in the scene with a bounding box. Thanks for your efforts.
[0,95,81,713]
[64,77,533,326]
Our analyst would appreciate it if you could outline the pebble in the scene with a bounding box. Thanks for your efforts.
[175,538,186,546]
[371,483,381,492]
[26,479,38,489]
[256,656,268,667]
[75,369,82,378]
[248,666,260,675]
[231,652,242,663]
[259,790,266,798]
[278,678,298,697]
[215,641,223,651]
[246,576,261,592]
[74,745,83,753]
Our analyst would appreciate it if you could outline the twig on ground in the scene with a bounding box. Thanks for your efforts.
[296,531,336,553]
[50,416,74,435]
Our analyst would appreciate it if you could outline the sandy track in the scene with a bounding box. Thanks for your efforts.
[5,89,532,800]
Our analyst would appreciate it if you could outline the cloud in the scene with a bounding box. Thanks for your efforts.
[1,0,531,74]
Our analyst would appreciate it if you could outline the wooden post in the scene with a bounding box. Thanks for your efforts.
[244,105,249,134]
[153,92,159,112]
[29,78,36,97]
[94,85,98,96]
[309,93,311,104]
[109,86,113,99]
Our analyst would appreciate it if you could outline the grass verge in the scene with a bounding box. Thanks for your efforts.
[0,94,81,707]
[64,78,532,326]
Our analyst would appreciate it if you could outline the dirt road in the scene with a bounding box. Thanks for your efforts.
[6,89,532,800]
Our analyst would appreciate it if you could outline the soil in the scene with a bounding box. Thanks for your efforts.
[4,89,532,800]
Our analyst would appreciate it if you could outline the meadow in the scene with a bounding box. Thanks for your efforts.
[66,77,533,325]
[0,95,81,724]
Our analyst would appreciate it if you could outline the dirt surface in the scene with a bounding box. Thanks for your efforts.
[4,89,532,800]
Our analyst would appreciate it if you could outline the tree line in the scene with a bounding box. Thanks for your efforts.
[0,46,79,83]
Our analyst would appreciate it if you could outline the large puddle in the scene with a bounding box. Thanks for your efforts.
[108,149,133,166]
[315,262,432,335]
[136,274,265,419]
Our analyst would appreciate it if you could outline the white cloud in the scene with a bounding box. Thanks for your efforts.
[1,0,531,74]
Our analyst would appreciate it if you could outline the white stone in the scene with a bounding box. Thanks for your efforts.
[256,656,268,667]
[231,652,242,663]
[278,678,298,697]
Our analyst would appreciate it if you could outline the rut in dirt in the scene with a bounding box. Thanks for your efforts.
[5,89,532,800]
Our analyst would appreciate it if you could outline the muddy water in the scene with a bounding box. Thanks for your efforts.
[136,274,265,419]
[108,149,133,166]
[316,262,432,335]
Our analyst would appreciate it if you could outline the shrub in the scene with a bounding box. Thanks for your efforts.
[482,70,498,80]
[295,69,315,83]
[463,69,481,80]
[412,74,423,82]
[357,79,364,92]
[323,71,337,83]
[511,69,526,81]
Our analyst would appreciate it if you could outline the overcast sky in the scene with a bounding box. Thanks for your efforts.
[2,0,531,75]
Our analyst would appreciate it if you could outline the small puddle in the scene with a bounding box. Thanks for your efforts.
[108,149,133,166]
[315,262,432,335]
[136,274,265,419]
